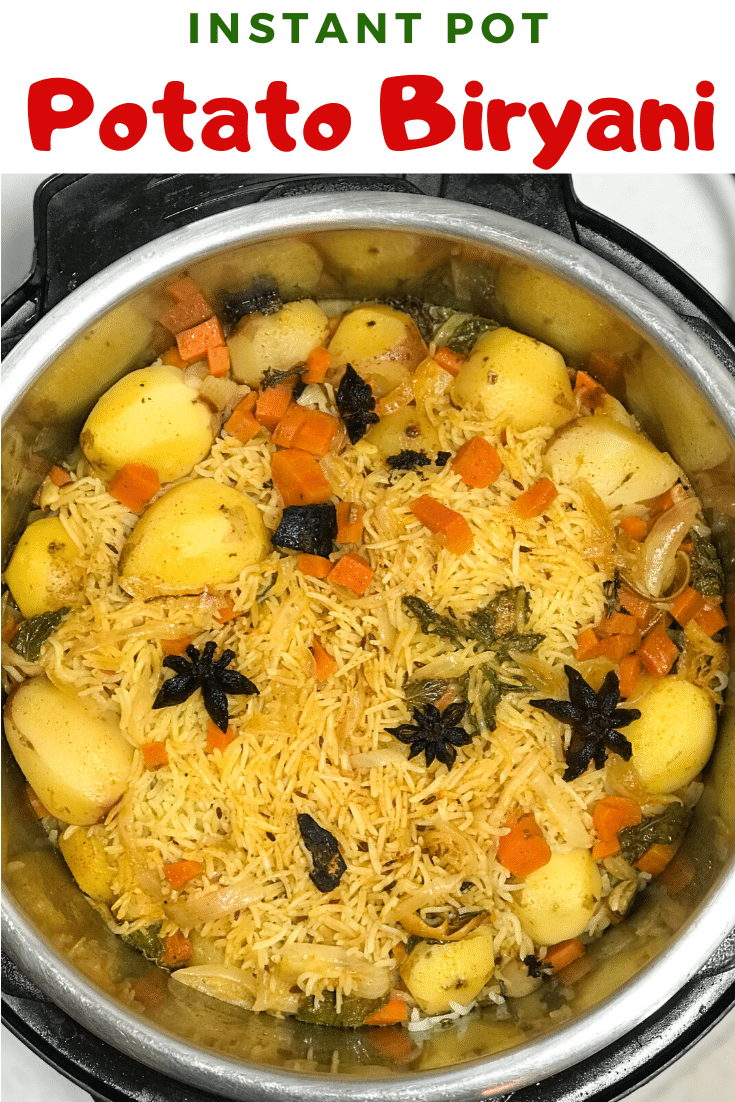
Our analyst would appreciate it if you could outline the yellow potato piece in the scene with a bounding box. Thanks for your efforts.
[80,364,214,483]
[364,406,440,459]
[328,304,426,383]
[192,239,324,301]
[228,300,329,386]
[59,829,115,904]
[5,516,85,619]
[399,928,495,1016]
[625,678,716,794]
[450,327,575,433]
[494,262,640,364]
[317,230,444,293]
[513,849,601,945]
[544,415,679,508]
[119,479,268,598]
[4,676,133,826]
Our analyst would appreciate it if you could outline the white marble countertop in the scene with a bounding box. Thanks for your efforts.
[2,173,734,1101]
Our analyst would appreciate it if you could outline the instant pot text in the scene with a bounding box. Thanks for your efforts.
[27,77,716,168]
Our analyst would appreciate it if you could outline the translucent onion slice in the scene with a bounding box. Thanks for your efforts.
[635,497,700,598]
[172,964,256,1007]
[164,879,264,928]
[276,944,392,1000]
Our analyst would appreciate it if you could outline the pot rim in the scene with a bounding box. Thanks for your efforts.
[3,191,735,1101]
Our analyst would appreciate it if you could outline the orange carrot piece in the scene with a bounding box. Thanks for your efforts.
[160,930,193,968]
[618,653,642,698]
[574,370,607,410]
[596,631,642,662]
[298,554,333,579]
[159,278,213,334]
[141,741,169,770]
[255,379,296,429]
[695,603,728,637]
[26,783,49,818]
[391,943,407,965]
[544,938,586,972]
[619,587,657,629]
[206,721,234,754]
[365,995,409,1027]
[451,437,503,489]
[367,1024,415,1061]
[176,317,225,363]
[225,394,260,444]
[556,954,595,986]
[272,405,340,457]
[587,350,623,391]
[303,346,331,384]
[207,343,230,378]
[161,346,188,368]
[336,501,364,544]
[637,625,679,677]
[593,796,642,842]
[658,853,695,895]
[108,463,160,512]
[49,465,72,487]
[2,615,20,644]
[514,478,558,520]
[410,494,474,555]
[598,611,639,637]
[574,627,602,660]
[671,586,707,626]
[163,859,204,890]
[328,552,374,596]
[270,448,333,507]
[592,838,622,860]
[647,487,677,517]
[214,600,238,623]
[433,346,466,377]
[497,814,551,877]
[162,634,197,656]
[619,515,648,540]
[311,636,337,679]
[636,843,678,877]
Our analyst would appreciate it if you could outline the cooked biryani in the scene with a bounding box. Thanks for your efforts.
[3,281,728,1030]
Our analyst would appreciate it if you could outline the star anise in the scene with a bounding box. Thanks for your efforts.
[530,665,641,782]
[152,641,258,732]
[386,701,473,768]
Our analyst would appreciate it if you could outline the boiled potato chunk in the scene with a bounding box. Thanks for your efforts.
[450,327,574,433]
[119,479,268,598]
[5,517,84,619]
[328,304,427,395]
[317,230,444,293]
[59,829,115,904]
[364,406,440,459]
[399,927,495,1015]
[228,300,329,386]
[544,415,679,508]
[81,364,214,483]
[192,239,323,301]
[513,849,601,945]
[4,676,133,826]
[625,678,716,794]
[494,262,640,365]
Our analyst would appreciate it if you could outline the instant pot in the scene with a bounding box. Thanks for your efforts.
[3,174,735,1102]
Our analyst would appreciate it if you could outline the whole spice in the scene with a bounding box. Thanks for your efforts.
[152,641,258,732]
[272,503,338,558]
[386,450,431,473]
[531,666,641,782]
[297,813,347,892]
[386,701,473,769]
[336,364,379,443]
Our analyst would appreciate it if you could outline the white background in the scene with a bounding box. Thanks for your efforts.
[2,1,733,171]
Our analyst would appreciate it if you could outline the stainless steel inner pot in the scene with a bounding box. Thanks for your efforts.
[3,190,735,1102]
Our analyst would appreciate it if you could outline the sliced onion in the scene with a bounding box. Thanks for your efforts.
[277,944,392,1000]
[198,374,239,413]
[635,497,700,598]
[182,360,209,389]
[164,879,264,928]
[576,479,614,560]
[529,764,592,848]
[172,964,256,1007]
[297,383,333,414]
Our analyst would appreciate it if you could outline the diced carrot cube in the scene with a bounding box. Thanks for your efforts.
[433,346,466,376]
[271,449,333,506]
[327,552,374,596]
[619,515,647,540]
[574,627,602,660]
[695,602,727,637]
[303,346,331,384]
[49,465,72,487]
[636,843,678,877]
[637,625,680,677]
[336,501,364,544]
[161,346,188,369]
[593,795,642,842]
[272,405,339,457]
[225,393,260,444]
[618,654,642,698]
[311,636,337,679]
[544,938,586,972]
[619,587,657,629]
[159,278,213,334]
[214,600,238,623]
[596,631,642,662]
[176,317,224,362]
[162,634,197,656]
[497,814,551,876]
[409,494,474,555]
[141,741,169,770]
[451,437,503,489]
[297,554,333,579]
[206,721,234,754]
[207,344,230,378]
[514,478,558,519]
[598,611,638,637]
[163,860,203,890]
[255,379,295,429]
[160,930,193,967]
[671,586,707,626]
[108,463,160,512]
[592,838,621,860]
